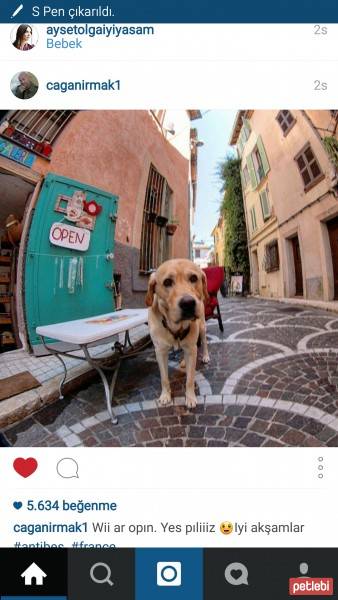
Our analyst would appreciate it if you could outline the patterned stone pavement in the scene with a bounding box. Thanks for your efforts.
[2,297,338,447]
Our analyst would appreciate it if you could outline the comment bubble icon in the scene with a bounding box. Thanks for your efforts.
[224,562,249,586]
[57,457,79,479]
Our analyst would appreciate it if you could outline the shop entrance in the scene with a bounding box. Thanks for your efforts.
[0,167,36,352]
[25,173,119,350]
[327,216,338,300]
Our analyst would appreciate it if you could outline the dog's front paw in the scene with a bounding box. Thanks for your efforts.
[202,353,210,364]
[185,392,197,409]
[159,390,172,405]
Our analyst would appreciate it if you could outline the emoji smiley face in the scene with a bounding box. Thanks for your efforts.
[220,521,233,535]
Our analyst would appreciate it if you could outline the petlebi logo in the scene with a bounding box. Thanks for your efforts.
[157,562,182,586]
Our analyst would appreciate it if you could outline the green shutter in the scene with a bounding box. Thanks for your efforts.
[256,135,270,176]
[247,153,258,189]
[260,189,270,220]
[243,118,251,140]
[250,207,257,231]
[237,132,244,156]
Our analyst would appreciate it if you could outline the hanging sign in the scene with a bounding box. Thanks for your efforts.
[49,222,90,251]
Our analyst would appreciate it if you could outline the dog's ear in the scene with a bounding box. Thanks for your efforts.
[145,272,157,307]
[201,271,209,302]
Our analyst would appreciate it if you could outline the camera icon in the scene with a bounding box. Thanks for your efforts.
[157,562,182,586]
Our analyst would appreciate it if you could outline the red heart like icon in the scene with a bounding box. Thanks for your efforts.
[13,457,38,478]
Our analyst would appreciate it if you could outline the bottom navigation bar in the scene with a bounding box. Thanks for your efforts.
[0,548,336,599]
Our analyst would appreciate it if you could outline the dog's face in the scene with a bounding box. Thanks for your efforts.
[146,259,208,324]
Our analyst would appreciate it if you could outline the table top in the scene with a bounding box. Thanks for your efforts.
[36,308,149,345]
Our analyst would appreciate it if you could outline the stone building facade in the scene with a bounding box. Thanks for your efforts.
[230,110,338,301]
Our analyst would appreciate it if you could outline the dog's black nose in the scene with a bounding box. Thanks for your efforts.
[179,295,196,316]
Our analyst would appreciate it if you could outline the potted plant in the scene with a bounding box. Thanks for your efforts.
[166,218,179,236]
[155,215,168,227]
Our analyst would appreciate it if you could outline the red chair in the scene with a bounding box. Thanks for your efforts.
[203,266,225,332]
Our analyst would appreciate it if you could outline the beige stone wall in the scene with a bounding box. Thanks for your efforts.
[211,219,225,266]
[239,110,338,300]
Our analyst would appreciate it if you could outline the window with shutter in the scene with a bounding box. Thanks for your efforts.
[247,154,258,189]
[139,165,172,273]
[264,240,280,272]
[250,207,257,232]
[237,132,245,156]
[294,143,324,191]
[256,136,270,176]
[242,165,250,188]
[249,137,270,187]
[260,188,271,220]
[242,118,251,140]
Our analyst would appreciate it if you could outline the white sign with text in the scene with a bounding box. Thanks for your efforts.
[49,222,90,251]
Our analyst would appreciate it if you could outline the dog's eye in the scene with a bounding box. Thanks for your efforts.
[163,278,173,287]
[189,274,198,283]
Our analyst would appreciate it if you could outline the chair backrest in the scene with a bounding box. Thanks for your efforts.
[203,266,225,295]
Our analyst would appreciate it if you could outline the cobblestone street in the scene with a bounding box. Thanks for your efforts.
[3,297,338,447]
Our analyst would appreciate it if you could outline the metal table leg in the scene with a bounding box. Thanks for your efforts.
[82,346,120,425]
[40,336,68,400]
[39,332,152,427]
[54,353,68,400]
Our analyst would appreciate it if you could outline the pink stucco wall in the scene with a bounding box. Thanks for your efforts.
[34,110,190,259]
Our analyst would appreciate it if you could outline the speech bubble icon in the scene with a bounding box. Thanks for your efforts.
[56,457,79,479]
[224,562,249,586]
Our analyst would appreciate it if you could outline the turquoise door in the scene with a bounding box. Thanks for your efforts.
[25,173,118,347]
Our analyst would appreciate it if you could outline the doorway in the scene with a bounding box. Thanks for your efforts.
[291,235,303,296]
[251,250,259,294]
[0,168,35,352]
[327,216,338,299]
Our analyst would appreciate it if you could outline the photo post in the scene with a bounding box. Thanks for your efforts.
[0,1,337,597]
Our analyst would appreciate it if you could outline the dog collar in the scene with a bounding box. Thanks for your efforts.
[161,318,191,341]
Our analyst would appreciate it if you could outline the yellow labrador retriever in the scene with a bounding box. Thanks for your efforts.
[146,258,210,408]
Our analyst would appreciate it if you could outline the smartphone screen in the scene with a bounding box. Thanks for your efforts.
[0,1,337,598]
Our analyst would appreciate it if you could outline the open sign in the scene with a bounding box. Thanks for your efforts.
[49,222,90,251]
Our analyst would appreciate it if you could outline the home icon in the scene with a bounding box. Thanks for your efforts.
[21,562,47,585]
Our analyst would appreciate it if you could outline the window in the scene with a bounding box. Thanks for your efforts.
[139,165,172,273]
[294,144,323,190]
[242,118,251,141]
[2,110,77,157]
[253,147,265,182]
[242,164,250,188]
[276,110,296,135]
[264,240,280,272]
[260,187,271,220]
[195,249,201,258]
[246,136,270,188]
[237,120,251,156]
[237,134,245,156]
[250,207,257,232]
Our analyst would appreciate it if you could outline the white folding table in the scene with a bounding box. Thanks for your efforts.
[36,308,149,424]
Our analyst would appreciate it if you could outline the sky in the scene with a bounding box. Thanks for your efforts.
[193,109,237,244]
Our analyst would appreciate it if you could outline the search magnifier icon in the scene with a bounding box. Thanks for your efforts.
[90,562,114,587]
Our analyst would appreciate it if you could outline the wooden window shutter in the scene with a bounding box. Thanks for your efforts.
[247,153,258,189]
[243,118,251,139]
[256,135,270,176]
[260,189,270,219]
[250,207,257,231]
